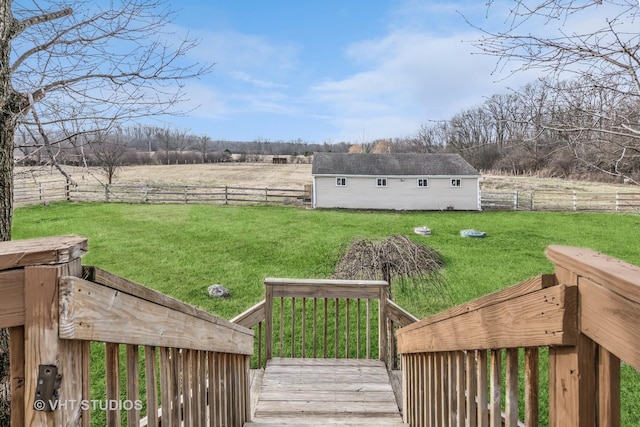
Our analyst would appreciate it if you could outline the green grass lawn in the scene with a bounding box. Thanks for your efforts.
[13,202,640,424]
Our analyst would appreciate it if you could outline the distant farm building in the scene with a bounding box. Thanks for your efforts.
[272,156,288,164]
[311,152,481,210]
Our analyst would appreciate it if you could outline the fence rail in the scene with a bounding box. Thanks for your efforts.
[14,178,640,212]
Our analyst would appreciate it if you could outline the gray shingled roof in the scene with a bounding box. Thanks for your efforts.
[312,153,479,176]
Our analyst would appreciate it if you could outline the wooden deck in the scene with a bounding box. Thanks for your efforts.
[245,358,408,426]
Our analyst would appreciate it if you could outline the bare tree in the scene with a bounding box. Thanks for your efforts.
[0,0,210,420]
[196,134,212,163]
[471,0,640,181]
[90,128,129,184]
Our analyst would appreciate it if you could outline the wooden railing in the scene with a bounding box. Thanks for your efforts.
[397,245,640,426]
[1,236,253,427]
[231,278,418,369]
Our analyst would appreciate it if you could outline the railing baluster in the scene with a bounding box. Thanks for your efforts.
[490,349,502,427]
[428,353,436,427]
[477,350,489,427]
[302,297,306,358]
[144,346,158,427]
[279,297,284,357]
[506,348,519,427]
[106,342,121,427]
[126,345,140,427]
[171,348,180,426]
[357,299,361,358]
[346,298,350,358]
[456,351,465,427]
[198,351,207,427]
[525,347,539,427]
[313,298,318,358]
[160,347,171,427]
[334,298,339,358]
[208,352,218,427]
[366,299,371,359]
[182,348,191,427]
[291,297,296,357]
[258,322,263,368]
[466,351,477,427]
[445,351,458,426]
[415,354,423,427]
[189,349,199,426]
[323,298,328,358]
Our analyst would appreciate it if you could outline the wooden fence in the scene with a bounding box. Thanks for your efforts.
[15,179,640,212]
[14,180,310,207]
[397,245,640,426]
[231,278,418,369]
[2,236,254,427]
[481,190,640,212]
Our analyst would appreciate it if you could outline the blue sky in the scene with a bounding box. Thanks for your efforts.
[160,1,537,143]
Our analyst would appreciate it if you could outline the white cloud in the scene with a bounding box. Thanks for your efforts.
[187,29,299,76]
[229,71,287,89]
[310,28,531,141]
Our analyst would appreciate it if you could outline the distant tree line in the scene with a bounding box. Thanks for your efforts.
[15,124,352,183]
[391,76,640,184]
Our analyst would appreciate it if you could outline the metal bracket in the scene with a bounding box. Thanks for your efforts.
[34,365,62,412]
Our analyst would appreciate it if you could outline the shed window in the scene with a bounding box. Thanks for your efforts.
[336,177,347,186]
[376,178,388,187]
[417,178,429,187]
[450,178,462,187]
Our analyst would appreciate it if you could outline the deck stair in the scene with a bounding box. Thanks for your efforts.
[245,358,408,426]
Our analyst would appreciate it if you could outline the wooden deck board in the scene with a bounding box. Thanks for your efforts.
[247,358,407,426]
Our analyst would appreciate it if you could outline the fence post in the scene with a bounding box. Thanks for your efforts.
[573,191,578,211]
[39,183,44,205]
[184,186,188,204]
[531,192,535,211]
[616,192,619,212]
[144,184,148,203]
[514,191,519,211]
[224,186,228,205]
[65,180,70,202]
[265,188,268,202]
[105,184,110,202]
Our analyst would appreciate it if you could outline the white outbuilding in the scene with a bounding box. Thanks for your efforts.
[311,152,481,211]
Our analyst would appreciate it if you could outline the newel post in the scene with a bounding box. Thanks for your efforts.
[19,237,89,427]
[548,259,597,427]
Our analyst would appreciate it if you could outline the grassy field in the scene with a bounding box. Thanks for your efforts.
[13,202,640,424]
[15,163,638,193]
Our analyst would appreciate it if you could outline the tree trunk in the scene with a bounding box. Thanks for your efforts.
[0,0,12,239]
[0,2,17,423]
[0,117,13,427]
[0,329,8,426]
[0,117,14,241]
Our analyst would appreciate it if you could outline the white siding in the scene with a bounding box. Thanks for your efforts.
[314,175,480,210]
